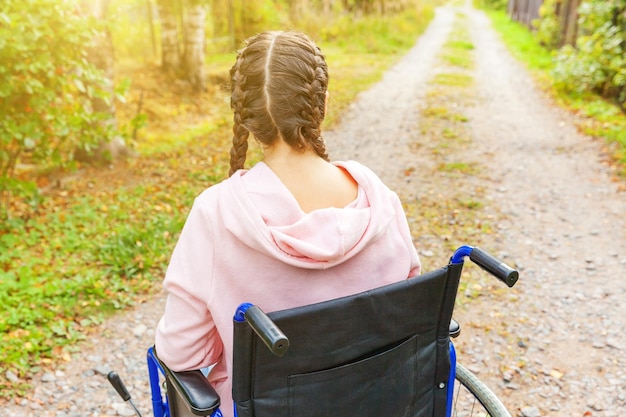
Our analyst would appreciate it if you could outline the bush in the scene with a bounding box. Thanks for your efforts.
[552,0,626,111]
[533,0,562,49]
[0,0,118,219]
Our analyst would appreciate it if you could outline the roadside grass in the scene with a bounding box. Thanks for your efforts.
[441,52,474,69]
[0,4,439,400]
[438,161,481,175]
[483,7,626,179]
[433,72,474,87]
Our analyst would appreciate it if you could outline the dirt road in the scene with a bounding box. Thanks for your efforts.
[2,3,624,417]
[326,4,626,416]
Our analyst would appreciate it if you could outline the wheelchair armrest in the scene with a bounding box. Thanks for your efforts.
[163,367,221,416]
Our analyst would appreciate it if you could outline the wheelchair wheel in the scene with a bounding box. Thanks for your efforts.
[452,363,511,417]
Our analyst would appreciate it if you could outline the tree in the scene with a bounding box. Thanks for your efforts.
[156,0,207,90]
[76,0,134,163]
[157,0,181,73]
[182,0,207,90]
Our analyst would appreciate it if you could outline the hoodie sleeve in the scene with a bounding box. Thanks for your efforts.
[392,192,421,277]
[154,196,223,371]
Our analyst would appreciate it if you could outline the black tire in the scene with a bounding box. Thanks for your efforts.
[452,363,511,417]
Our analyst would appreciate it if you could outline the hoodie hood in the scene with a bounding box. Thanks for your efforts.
[219,161,396,269]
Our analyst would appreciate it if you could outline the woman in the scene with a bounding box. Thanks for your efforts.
[155,30,421,417]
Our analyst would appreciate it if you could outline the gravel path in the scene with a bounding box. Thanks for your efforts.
[3,3,625,416]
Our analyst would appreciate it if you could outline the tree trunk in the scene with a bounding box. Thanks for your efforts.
[147,0,158,61]
[157,0,181,73]
[76,0,133,163]
[227,0,236,51]
[289,0,307,22]
[561,0,581,47]
[322,0,332,14]
[182,1,206,90]
[81,0,115,117]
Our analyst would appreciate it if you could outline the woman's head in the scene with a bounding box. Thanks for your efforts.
[229,31,329,176]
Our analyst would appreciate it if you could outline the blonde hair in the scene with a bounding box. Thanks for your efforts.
[228,31,330,176]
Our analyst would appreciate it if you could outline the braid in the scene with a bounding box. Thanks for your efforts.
[228,51,250,176]
[229,107,250,176]
[306,51,330,161]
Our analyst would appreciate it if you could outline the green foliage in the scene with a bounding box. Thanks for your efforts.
[0,182,192,393]
[552,0,626,110]
[533,0,562,49]
[0,0,118,219]
[318,10,421,53]
[487,9,554,73]
[474,0,508,11]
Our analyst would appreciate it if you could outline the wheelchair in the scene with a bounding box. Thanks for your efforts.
[109,245,519,417]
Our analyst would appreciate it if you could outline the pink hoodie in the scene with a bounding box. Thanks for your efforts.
[155,160,420,416]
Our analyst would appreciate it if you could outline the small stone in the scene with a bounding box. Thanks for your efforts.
[29,401,43,410]
[520,405,541,417]
[94,365,110,376]
[133,324,147,337]
[502,370,515,382]
[605,338,620,349]
[589,402,605,411]
[112,401,137,417]
[5,370,19,383]
[41,372,56,383]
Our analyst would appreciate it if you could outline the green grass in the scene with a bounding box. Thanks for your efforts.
[433,72,474,87]
[446,39,475,51]
[483,8,626,176]
[442,31,475,69]
[423,106,469,123]
[0,2,441,399]
[441,53,474,69]
[438,161,480,175]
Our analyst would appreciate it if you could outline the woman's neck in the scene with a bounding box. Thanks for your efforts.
[262,139,325,172]
[261,138,358,213]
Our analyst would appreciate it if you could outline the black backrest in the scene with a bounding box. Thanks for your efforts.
[233,264,462,417]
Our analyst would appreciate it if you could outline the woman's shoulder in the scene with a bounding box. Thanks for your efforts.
[193,164,261,208]
[193,177,230,207]
[333,160,387,187]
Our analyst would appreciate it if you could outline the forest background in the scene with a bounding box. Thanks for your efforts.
[1,0,625,400]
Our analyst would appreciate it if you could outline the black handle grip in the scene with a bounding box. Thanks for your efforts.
[107,371,131,401]
[469,247,519,287]
[245,305,290,357]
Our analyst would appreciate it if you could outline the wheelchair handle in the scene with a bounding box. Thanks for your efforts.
[469,247,519,287]
[245,305,290,357]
